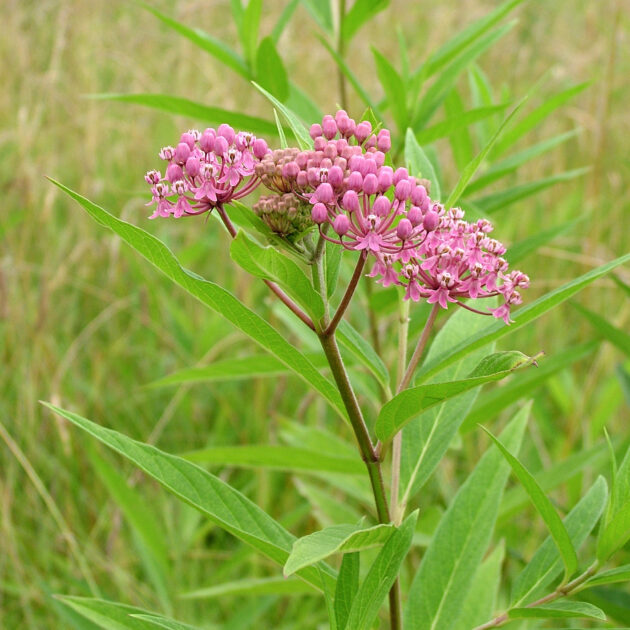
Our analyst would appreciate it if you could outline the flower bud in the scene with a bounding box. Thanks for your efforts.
[362,173,379,195]
[347,171,363,191]
[217,123,235,144]
[335,109,348,125]
[180,132,196,149]
[342,190,360,213]
[328,165,344,188]
[423,209,440,232]
[411,185,428,206]
[213,136,228,156]
[252,138,269,159]
[282,161,300,180]
[407,205,423,226]
[311,203,328,224]
[395,179,411,201]
[333,214,350,236]
[185,156,201,178]
[377,129,391,153]
[372,195,391,217]
[377,166,393,192]
[296,171,308,189]
[393,167,409,184]
[200,130,215,153]
[322,115,338,140]
[167,162,184,182]
[354,121,372,144]
[315,182,334,204]
[310,123,323,140]
[396,218,413,240]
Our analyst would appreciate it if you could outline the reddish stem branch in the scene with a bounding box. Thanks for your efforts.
[325,250,367,335]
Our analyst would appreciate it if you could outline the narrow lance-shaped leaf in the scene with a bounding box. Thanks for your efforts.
[404,404,529,630]
[572,302,630,357]
[342,0,389,41]
[284,522,394,576]
[583,564,630,589]
[376,351,537,442]
[416,253,630,383]
[510,476,608,606]
[240,0,261,69]
[43,403,337,592]
[372,47,408,133]
[255,37,289,101]
[48,180,346,419]
[230,231,325,320]
[405,128,441,200]
[335,553,359,630]
[345,512,418,630]
[482,426,578,581]
[180,575,315,600]
[337,320,389,390]
[508,601,606,621]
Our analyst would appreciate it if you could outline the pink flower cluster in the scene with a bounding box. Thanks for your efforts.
[145,111,528,323]
[145,125,268,219]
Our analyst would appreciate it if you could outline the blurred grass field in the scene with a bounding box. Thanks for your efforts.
[1,0,629,627]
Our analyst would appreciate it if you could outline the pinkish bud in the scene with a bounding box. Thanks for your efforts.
[315,182,334,204]
[423,210,440,232]
[296,152,309,169]
[395,179,411,201]
[378,166,393,192]
[307,168,321,187]
[322,115,338,140]
[354,121,372,144]
[411,185,428,206]
[407,205,423,226]
[393,167,409,184]
[362,173,379,195]
[328,165,344,188]
[217,123,235,144]
[347,171,363,191]
[310,123,323,140]
[252,138,269,159]
[333,214,350,236]
[185,156,201,178]
[364,135,377,149]
[373,151,385,167]
[282,161,300,179]
[362,158,378,176]
[174,142,191,164]
[166,163,183,182]
[335,109,348,124]
[373,195,391,217]
[200,130,215,153]
[180,132,195,149]
[311,203,328,224]
[396,218,413,240]
[214,136,229,155]
[323,142,338,160]
[377,129,391,152]
[314,136,327,151]
[342,190,360,213]
[296,171,308,188]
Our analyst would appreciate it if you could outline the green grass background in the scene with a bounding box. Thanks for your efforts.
[1,0,629,627]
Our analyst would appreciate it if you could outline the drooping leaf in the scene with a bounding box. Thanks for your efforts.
[284,523,394,576]
[240,0,261,69]
[404,405,529,630]
[416,253,630,383]
[334,552,359,630]
[583,565,630,589]
[140,3,249,78]
[337,320,389,390]
[342,0,389,41]
[510,476,607,606]
[372,47,407,132]
[255,37,289,101]
[345,512,418,630]
[87,94,278,137]
[48,180,346,419]
[572,302,630,357]
[376,351,537,442]
[444,88,475,170]
[405,128,441,200]
[301,0,334,33]
[43,403,337,592]
[252,82,312,150]
[482,427,578,581]
[182,444,363,475]
[271,0,300,43]
[598,498,630,563]
[230,231,324,320]
[179,576,316,600]
[508,600,606,620]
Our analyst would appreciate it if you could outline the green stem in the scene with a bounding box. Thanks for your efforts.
[326,251,367,335]
[336,0,348,110]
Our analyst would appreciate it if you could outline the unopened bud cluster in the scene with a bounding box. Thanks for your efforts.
[145,111,528,323]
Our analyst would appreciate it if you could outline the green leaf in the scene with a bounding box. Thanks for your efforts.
[54,597,197,630]
[376,351,537,442]
[334,553,359,630]
[140,3,249,78]
[492,81,591,157]
[89,449,171,610]
[598,500,630,562]
[149,353,327,388]
[482,427,578,581]
[444,88,475,170]
[43,403,336,593]
[416,253,630,383]
[415,103,509,145]
[404,405,529,630]
[241,0,261,68]
[252,82,312,150]
[572,302,630,357]
[255,37,289,101]
[271,0,300,43]
[465,129,580,195]
[444,92,529,209]
[87,94,278,137]
[183,444,363,475]
[451,542,505,630]
[471,168,590,213]
[584,565,630,588]
[508,601,606,620]
[337,320,389,390]
[48,180,346,420]
[301,0,333,33]
[230,231,324,320]
[129,616,199,630]
[464,341,597,430]
[179,576,316,599]
[510,476,608,606]
[405,128,441,200]
[284,522,394,576]
[274,109,288,148]
[372,48,407,132]
[342,0,389,41]
[400,302,498,505]
[345,512,418,630]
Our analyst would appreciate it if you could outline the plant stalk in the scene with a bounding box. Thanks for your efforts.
[326,250,367,335]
